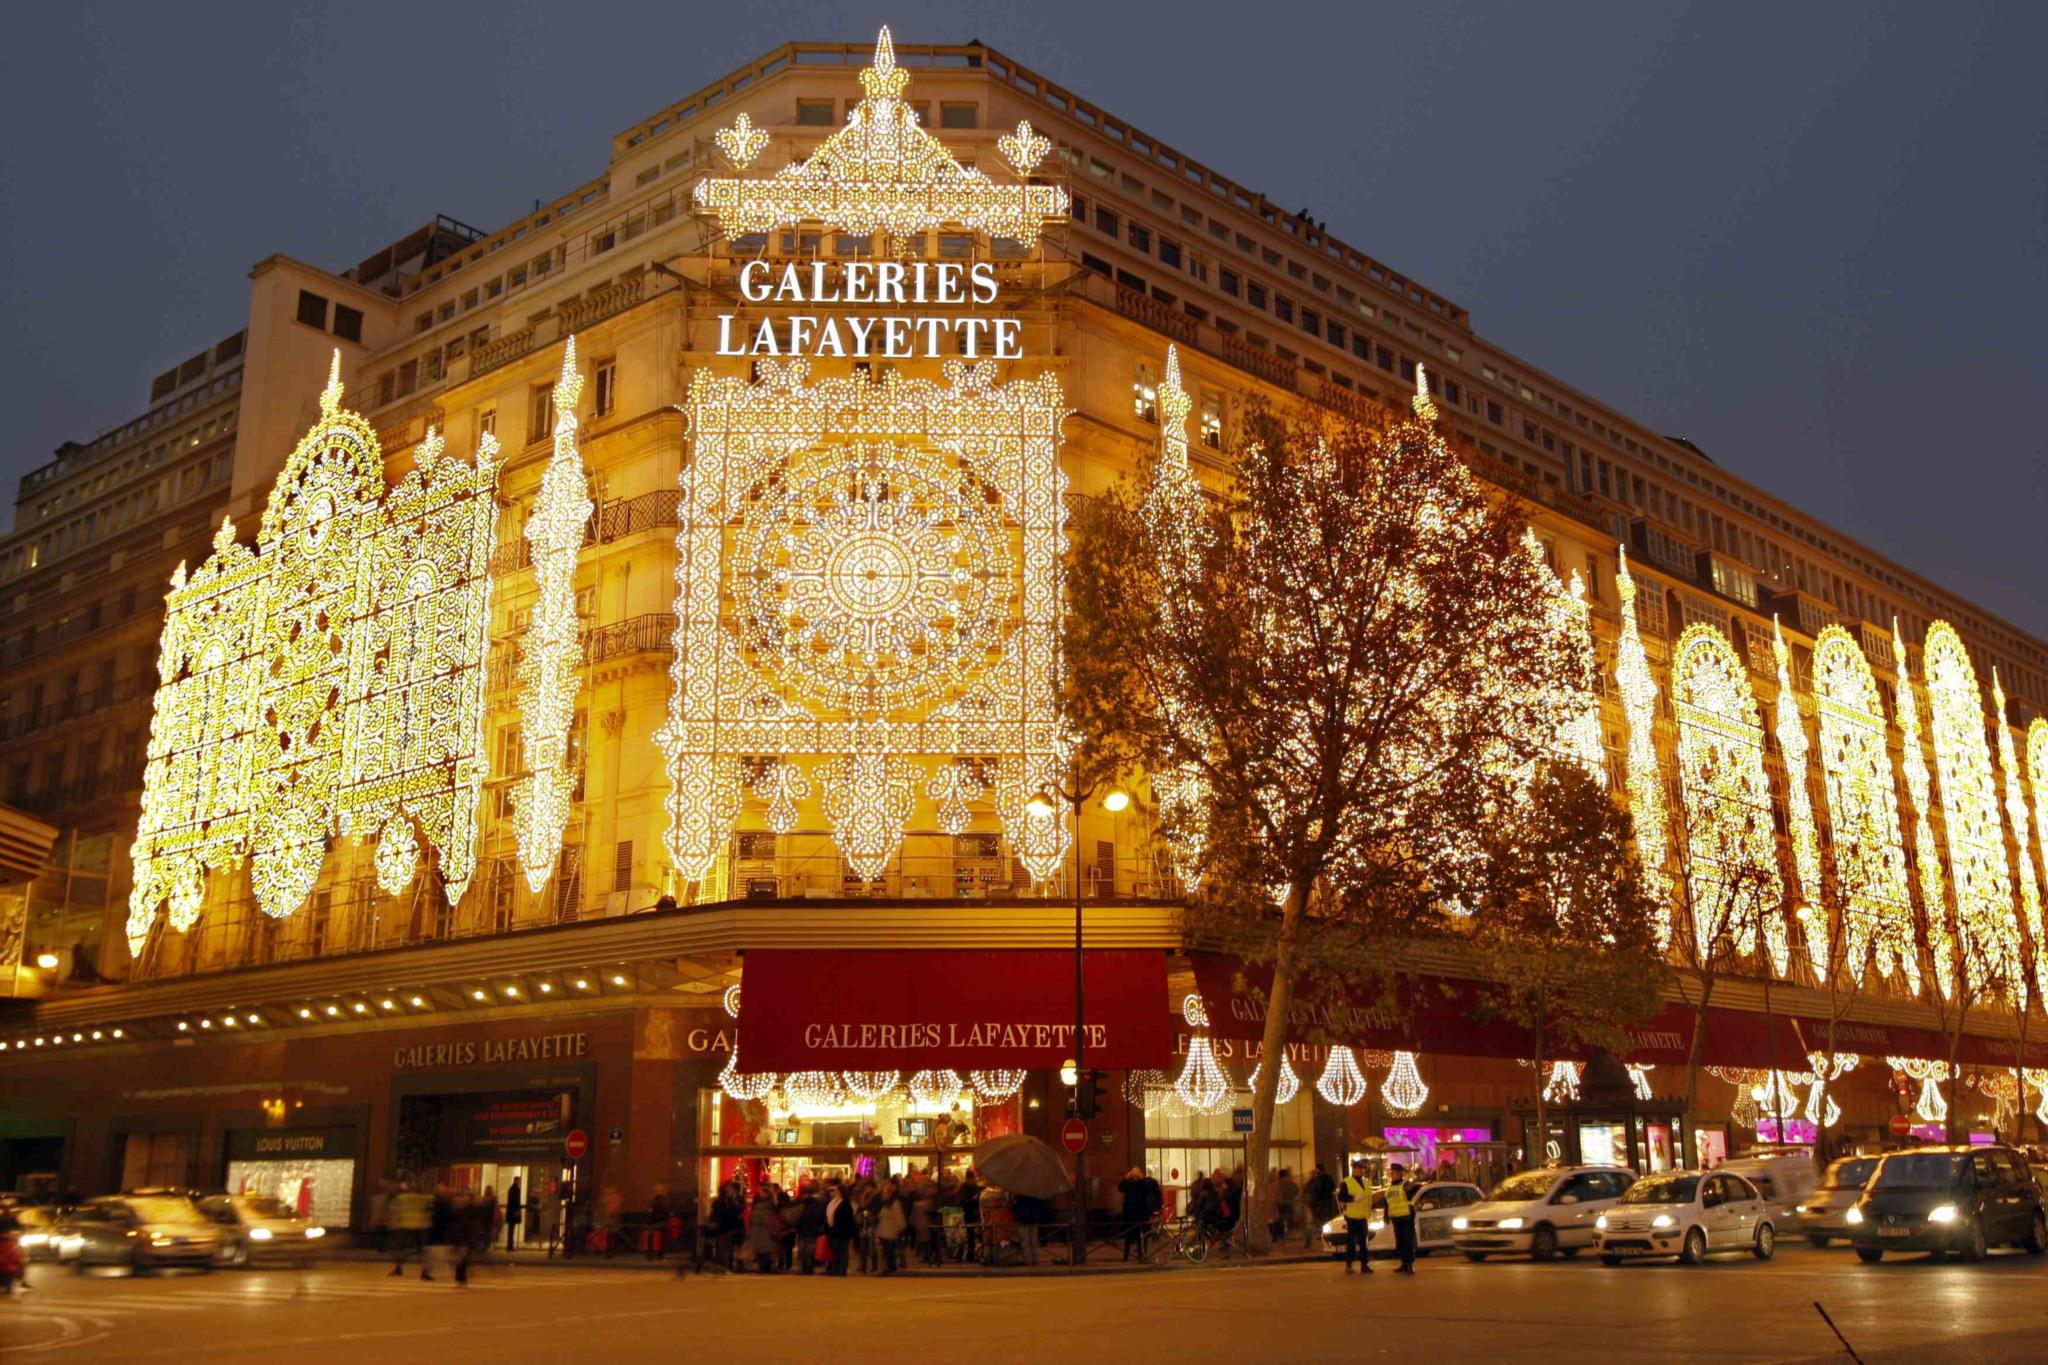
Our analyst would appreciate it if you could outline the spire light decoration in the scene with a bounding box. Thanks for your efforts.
[695,28,1070,245]
[1314,1045,1370,1108]
[1922,623,2020,996]
[1811,627,1915,990]
[1614,551,1674,946]
[1771,621,1824,968]
[1380,1052,1428,1116]
[513,339,592,892]
[657,359,1069,887]
[1991,674,2046,998]
[1892,621,1955,998]
[1671,624,1786,972]
[127,355,499,951]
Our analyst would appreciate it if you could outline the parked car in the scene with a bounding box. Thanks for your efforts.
[1719,1152,1819,1222]
[1793,1155,1879,1247]
[54,1195,220,1271]
[1594,1170,1775,1264]
[1451,1166,1636,1261]
[196,1194,326,1267]
[1848,1145,2048,1262]
[1319,1181,1484,1257]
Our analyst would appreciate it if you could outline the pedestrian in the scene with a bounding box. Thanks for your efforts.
[540,1179,562,1259]
[478,1185,498,1263]
[451,1189,477,1287]
[795,1186,825,1274]
[648,1185,672,1260]
[367,1180,391,1255]
[1339,1158,1375,1275]
[876,1180,908,1274]
[389,1185,431,1276]
[1117,1166,1162,1260]
[1381,1162,1419,1275]
[711,1182,745,1269]
[1274,1168,1299,1244]
[1303,1164,1339,1250]
[747,1190,781,1273]
[959,1168,984,1263]
[911,1173,939,1266]
[504,1177,523,1254]
[423,1185,454,1282]
[824,1182,857,1276]
[1011,1188,1048,1266]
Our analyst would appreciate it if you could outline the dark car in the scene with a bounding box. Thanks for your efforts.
[1848,1146,2048,1262]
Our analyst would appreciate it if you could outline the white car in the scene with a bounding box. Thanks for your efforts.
[1595,1170,1775,1264]
[1319,1181,1485,1258]
[1719,1153,1818,1224]
[1452,1166,1636,1261]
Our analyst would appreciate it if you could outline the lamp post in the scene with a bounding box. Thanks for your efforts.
[1028,776,1129,1266]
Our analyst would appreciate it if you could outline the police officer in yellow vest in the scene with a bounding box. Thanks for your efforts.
[1340,1157,1375,1275]
[1380,1161,1419,1274]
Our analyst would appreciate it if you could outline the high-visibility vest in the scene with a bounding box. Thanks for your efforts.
[1342,1176,1373,1219]
[1383,1181,1413,1219]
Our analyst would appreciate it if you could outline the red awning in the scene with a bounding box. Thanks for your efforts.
[736,948,1173,1072]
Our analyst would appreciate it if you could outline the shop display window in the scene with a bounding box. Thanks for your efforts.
[226,1157,354,1228]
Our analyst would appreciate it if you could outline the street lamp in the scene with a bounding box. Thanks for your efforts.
[1029,773,1130,1265]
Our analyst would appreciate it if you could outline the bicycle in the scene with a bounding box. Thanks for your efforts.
[1143,1216,1215,1265]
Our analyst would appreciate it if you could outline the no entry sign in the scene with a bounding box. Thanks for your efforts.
[1062,1119,1087,1152]
[564,1128,589,1159]
[1888,1114,1912,1138]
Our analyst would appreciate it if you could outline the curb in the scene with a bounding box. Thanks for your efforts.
[323,1247,1336,1277]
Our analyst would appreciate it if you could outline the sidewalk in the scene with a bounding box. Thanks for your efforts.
[326,1244,1337,1277]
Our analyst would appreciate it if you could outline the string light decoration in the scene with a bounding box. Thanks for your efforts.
[695,29,1069,245]
[1379,1052,1428,1116]
[1315,1045,1371,1108]
[1542,1060,1582,1104]
[1174,993,1232,1113]
[2026,1068,2048,1127]
[1771,621,1824,969]
[713,111,768,168]
[782,1071,848,1109]
[841,1070,901,1101]
[1750,1073,1805,1124]
[720,1048,776,1102]
[513,339,592,892]
[1801,1052,1859,1130]
[1614,551,1674,946]
[908,1069,964,1108]
[756,760,812,835]
[1247,1053,1301,1106]
[1629,1063,1656,1103]
[1671,624,1786,972]
[968,1069,1026,1101]
[127,355,499,951]
[1991,673,2046,999]
[925,761,984,836]
[1123,1069,1170,1106]
[657,358,1069,888]
[1922,623,2020,996]
[1810,627,1916,990]
[1887,1056,1950,1125]
[2031,722,2048,944]
[1892,621,1955,998]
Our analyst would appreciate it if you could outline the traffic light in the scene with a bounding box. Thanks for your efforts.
[1076,1068,1107,1121]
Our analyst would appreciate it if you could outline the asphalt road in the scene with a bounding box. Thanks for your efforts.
[2,1243,2044,1363]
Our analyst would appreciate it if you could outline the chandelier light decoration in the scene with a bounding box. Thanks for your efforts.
[1771,621,1824,968]
[1628,1063,1656,1104]
[967,1069,1027,1102]
[1750,1073,1805,1124]
[127,355,499,952]
[1379,1052,1428,1116]
[694,28,1069,245]
[782,1071,848,1110]
[908,1069,964,1108]
[1671,624,1786,973]
[2026,1068,2048,1127]
[1247,1052,1301,1106]
[1801,1052,1859,1130]
[1123,1068,1170,1106]
[1888,1056,1950,1125]
[1810,627,1916,990]
[842,1070,902,1101]
[719,984,776,1100]
[1315,1045,1371,1108]
[1921,623,2020,997]
[1990,673,2046,999]
[1613,551,1674,946]
[1542,1060,1582,1104]
[513,339,592,893]
[1891,622,1956,999]
[1174,994,1232,1114]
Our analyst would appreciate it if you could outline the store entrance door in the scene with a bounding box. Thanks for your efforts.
[437,1161,562,1250]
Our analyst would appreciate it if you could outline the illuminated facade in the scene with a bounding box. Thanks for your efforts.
[10,28,2048,1214]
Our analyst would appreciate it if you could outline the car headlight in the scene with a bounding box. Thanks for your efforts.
[1927,1205,1958,1224]
[1845,1206,1863,1225]
[249,1227,273,1241]
[21,1232,47,1248]
[1792,1205,1809,1215]
[304,1226,325,1239]
[1595,1215,1608,1230]
[1451,1216,1468,1230]
[150,1236,172,1246]
[1497,1217,1525,1231]
[1368,1220,1385,1232]
[1651,1214,1676,1229]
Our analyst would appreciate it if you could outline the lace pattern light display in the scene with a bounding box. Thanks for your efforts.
[514,340,592,893]
[1671,624,1786,972]
[1892,621,1956,998]
[1922,623,2019,996]
[657,359,1069,887]
[694,29,1069,246]
[1614,551,1674,946]
[1811,627,1916,990]
[127,355,498,951]
[1771,622,1824,972]
[1991,673,2045,999]
[1314,1045,1370,1108]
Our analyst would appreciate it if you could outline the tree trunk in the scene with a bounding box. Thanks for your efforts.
[1680,973,1716,1165]
[1945,1009,1966,1145]
[1531,1003,1548,1170]
[1244,880,1309,1254]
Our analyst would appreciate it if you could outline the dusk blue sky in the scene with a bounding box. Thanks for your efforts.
[2,2,2041,634]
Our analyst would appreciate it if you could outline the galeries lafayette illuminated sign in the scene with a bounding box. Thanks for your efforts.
[393,1030,590,1070]
[716,260,1021,360]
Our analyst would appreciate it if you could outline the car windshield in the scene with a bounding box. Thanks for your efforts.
[127,1197,205,1225]
[1873,1154,1964,1189]
[237,1196,294,1220]
[1619,1175,1699,1204]
[1823,1158,1878,1190]
[1489,1171,1557,1201]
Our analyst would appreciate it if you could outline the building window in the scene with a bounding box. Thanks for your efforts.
[613,840,634,893]
[796,99,835,126]
[1133,363,1158,423]
[478,408,496,442]
[939,103,978,129]
[1274,297,1294,324]
[1094,206,1118,236]
[593,357,617,417]
[332,304,363,343]
[1129,223,1151,253]
[1200,392,1223,449]
[1220,269,1239,297]
[1246,283,1266,310]
[1158,238,1182,269]
[296,290,328,329]
[529,384,556,445]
